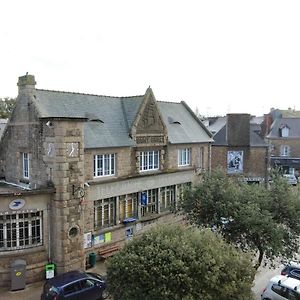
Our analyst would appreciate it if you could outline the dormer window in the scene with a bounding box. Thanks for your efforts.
[279,125,290,137]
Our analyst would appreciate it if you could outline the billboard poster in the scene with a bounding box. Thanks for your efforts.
[227,151,243,174]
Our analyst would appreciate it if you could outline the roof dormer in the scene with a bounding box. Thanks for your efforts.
[279,124,290,137]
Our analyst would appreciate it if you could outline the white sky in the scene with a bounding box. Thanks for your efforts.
[1,0,300,116]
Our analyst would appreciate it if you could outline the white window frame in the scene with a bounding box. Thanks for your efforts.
[281,126,289,137]
[280,145,290,157]
[0,211,43,251]
[93,153,116,177]
[178,148,191,166]
[139,151,159,172]
[22,152,29,179]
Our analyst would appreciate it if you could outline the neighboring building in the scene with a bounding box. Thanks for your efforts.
[266,117,300,176]
[0,74,213,287]
[209,114,268,183]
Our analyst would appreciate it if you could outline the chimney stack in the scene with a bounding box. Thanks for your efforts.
[17,74,36,95]
[227,114,250,146]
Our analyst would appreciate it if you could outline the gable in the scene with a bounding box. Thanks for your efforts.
[131,88,167,146]
[135,89,166,135]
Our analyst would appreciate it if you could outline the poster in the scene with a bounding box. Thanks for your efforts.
[83,232,92,248]
[227,151,243,174]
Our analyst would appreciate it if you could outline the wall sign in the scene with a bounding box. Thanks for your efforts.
[9,199,26,210]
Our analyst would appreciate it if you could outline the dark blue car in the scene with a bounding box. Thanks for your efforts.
[41,270,108,300]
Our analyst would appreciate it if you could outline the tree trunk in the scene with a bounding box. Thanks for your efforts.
[254,247,264,270]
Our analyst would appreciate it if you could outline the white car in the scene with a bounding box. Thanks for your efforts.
[283,174,298,186]
[261,274,300,300]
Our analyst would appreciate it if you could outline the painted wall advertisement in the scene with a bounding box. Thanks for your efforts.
[227,151,243,174]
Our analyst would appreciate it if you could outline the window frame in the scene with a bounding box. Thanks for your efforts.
[178,148,191,167]
[94,197,116,228]
[22,152,29,179]
[139,150,160,172]
[280,145,290,157]
[93,153,116,178]
[0,211,43,251]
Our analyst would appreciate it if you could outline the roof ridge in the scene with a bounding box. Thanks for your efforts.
[157,100,181,104]
[36,89,143,99]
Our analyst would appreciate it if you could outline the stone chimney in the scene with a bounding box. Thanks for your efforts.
[261,113,273,137]
[227,114,250,146]
[17,74,36,95]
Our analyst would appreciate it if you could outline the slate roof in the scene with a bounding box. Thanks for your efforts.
[158,101,213,144]
[213,123,267,147]
[32,89,212,148]
[267,118,300,138]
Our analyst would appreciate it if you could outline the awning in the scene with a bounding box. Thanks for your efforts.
[270,157,300,167]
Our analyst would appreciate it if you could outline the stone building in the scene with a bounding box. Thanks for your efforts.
[209,114,268,183]
[0,74,213,287]
[265,117,300,176]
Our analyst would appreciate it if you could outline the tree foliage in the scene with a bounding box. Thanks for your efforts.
[181,169,300,269]
[106,225,255,300]
[0,97,16,118]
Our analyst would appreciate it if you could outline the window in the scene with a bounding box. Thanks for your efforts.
[271,284,289,298]
[141,189,158,216]
[178,148,191,166]
[22,153,29,179]
[280,125,290,137]
[119,194,137,221]
[93,154,115,177]
[280,145,290,157]
[160,185,175,211]
[139,151,159,172]
[0,211,43,251]
[94,197,116,228]
[199,147,204,169]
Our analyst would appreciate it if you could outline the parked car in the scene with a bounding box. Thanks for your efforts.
[283,174,298,186]
[281,261,300,280]
[41,270,108,300]
[261,274,300,300]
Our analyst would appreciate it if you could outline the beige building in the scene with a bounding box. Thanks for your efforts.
[0,74,213,287]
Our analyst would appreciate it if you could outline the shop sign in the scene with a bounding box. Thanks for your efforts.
[9,199,25,210]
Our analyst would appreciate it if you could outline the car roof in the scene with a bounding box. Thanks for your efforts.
[270,275,300,292]
[47,270,88,287]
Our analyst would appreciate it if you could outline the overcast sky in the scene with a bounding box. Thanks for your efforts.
[1,0,300,116]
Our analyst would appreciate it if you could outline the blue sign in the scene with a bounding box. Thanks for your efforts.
[141,192,147,206]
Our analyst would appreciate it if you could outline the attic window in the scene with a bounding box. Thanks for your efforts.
[85,113,104,123]
[168,116,181,125]
[279,125,289,137]
[89,119,104,123]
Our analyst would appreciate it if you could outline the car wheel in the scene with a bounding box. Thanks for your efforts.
[101,289,109,299]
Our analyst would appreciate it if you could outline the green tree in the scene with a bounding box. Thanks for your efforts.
[106,225,254,300]
[0,97,16,118]
[181,169,300,269]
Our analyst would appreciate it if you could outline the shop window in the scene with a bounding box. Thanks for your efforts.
[119,194,137,221]
[94,197,116,228]
[160,185,175,211]
[141,189,158,216]
[0,211,43,251]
